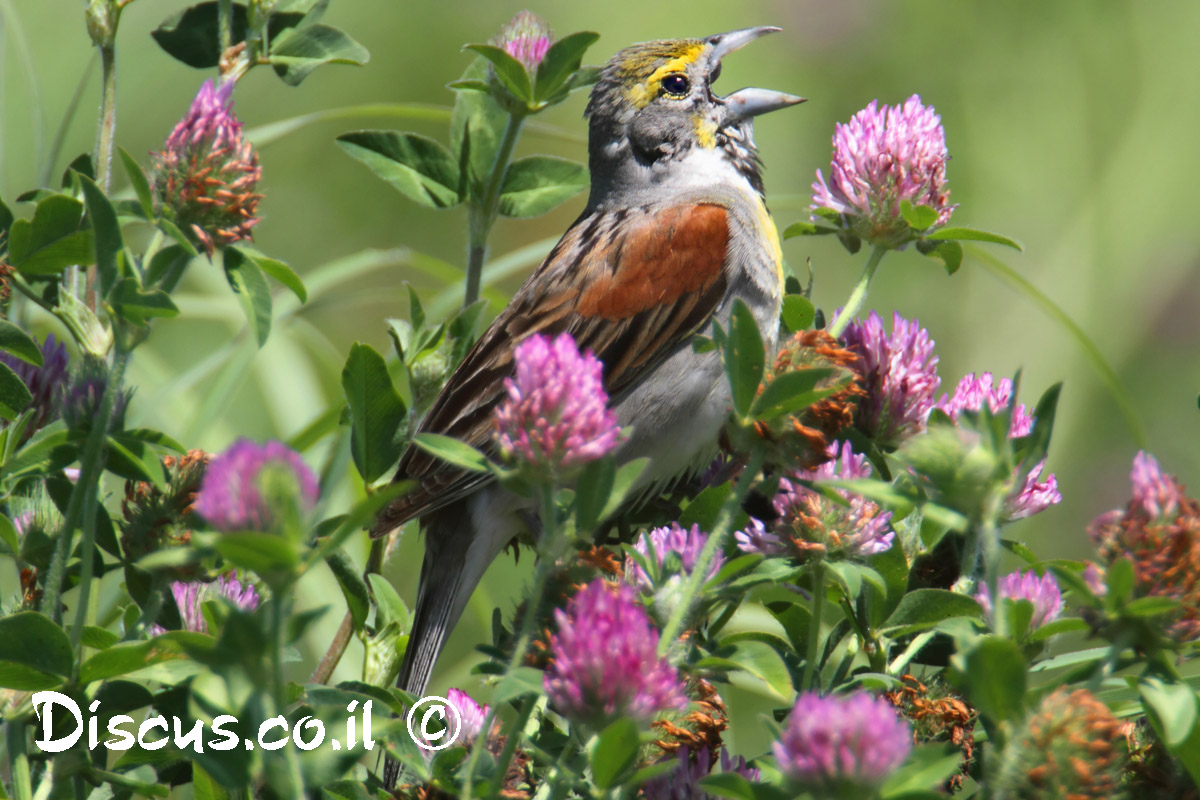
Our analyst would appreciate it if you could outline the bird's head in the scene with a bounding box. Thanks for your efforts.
[585,27,804,198]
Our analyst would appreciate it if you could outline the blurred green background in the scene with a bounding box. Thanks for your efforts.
[3,0,1198,756]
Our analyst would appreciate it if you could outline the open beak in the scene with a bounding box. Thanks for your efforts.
[724,87,806,120]
[706,26,806,122]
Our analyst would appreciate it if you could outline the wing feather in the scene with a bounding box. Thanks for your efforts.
[372,202,730,535]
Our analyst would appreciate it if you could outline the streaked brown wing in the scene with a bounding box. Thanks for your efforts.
[372,202,730,535]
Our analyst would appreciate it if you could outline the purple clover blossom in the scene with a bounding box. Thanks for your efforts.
[1129,450,1183,520]
[643,746,760,800]
[774,691,912,790]
[164,573,260,634]
[935,372,1062,520]
[626,522,724,592]
[493,333,620,478]
[733,517,786,557]
[194,439,319,533]
[152,79,262,255]
[446,688,491,744]
[544,578,686,727]
[738,441,894,561]
[975,570,1063,630]
[839,310,941,448]
[0,333,69,435]
[812,95,954,248]
[935,372,1028,435]
[495,10,553,72]
[1082,563,1107,597]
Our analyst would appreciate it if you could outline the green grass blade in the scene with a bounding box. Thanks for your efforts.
[967,243,1146,448]
[244,103,585,149]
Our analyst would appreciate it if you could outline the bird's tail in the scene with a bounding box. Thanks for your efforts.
[383,504,475,788]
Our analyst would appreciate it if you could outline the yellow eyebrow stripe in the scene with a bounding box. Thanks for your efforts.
[623,43,705,109]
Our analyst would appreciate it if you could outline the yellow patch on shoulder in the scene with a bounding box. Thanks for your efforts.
[622,42,705,110]
[693,114,717,149]
[753,197,785,288]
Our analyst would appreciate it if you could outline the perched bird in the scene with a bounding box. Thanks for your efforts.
[373,26,803,701]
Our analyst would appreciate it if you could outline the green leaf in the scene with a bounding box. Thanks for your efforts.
[0,513,19,556]
[223,247,273,347]
[716,638,792,699]
[341,342,407,483]
[1124,595,1180,618]
[80,626,120,650]
[215,532,301,576]
[497,156,589,218]
[953,634,1026,722]
[750,367,836,419]
[79,633,209,684]
[575,457,615,533]
[157,218,199,257]
[269,23,369,86]
[1140,676,1200,751]
[465,44,532,103]
[782,220,839,239]
[0,319,44,366]
[412,433,489,474]
[0,611,73,689]
[367,573,410,632]
[326,550,370,630]
[881,589,983,636]
[599,457,649,521]
[722,300,765,417]
[533,31,600,103]
[924,240,964,275]
[780,294,815,331]
[451,57,509,191]
[697,773,759,800]
[7,193,93,276]
[119,146,156,221]
[78,175,124,298]
[899,200,939,231]
[106,433,168,488]
[152,2,246,68]
[0,362,33,421]
[1106,557,1135,606]
[107,278,180,326]
[237,248,307,303]
[590,717,640,790]
[880,743,963,797]
[337,131,461,209]
[926,226,1022,251]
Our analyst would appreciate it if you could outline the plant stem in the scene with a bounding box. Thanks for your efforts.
[464,112,525,308]
[6,720,33,800]
[311,538,384,684]
[658,448,766,655]
[217,0,233,54]
[93,43,117,193]
[803,561,826,691]
[545,737,580,800]
[487,695,535,796]
[461,482,559,799]
[827,245,887,339]
[42,347,129,635]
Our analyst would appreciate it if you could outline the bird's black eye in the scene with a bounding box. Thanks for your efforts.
[661,73,690,97]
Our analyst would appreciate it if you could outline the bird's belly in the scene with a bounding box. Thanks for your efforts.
[613,344,729,485]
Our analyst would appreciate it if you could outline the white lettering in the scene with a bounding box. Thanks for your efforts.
[31,692,83,753]
[258,716,289,751]
[208,715,239,751]
[138,716,169,750]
